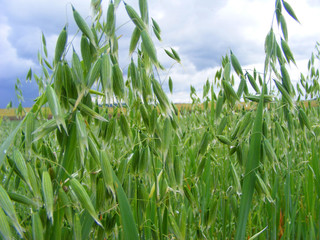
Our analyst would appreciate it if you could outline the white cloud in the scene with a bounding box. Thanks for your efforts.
[0,0,319,107]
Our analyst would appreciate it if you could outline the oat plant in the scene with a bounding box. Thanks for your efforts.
[1,0,320,239]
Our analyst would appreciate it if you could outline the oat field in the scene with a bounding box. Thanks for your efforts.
[1,0,320,239]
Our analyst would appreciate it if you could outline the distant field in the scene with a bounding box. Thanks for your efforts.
[0,108,31,119]
[0,107,50,119]
[0,100,317,118]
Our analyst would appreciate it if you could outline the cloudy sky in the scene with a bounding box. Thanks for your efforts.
[0,0,319,108]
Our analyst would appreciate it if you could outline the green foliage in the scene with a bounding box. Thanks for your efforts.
[1,0,320,239]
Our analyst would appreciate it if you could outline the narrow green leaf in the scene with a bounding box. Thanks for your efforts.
[0,185,24,237]
[0,207,12,240]
[169,214,183,239]
[0,119,25,169]
[112,170,139,240]
[8,192,40,209]
[32,211,44,240]
[73,212,82,240]
[248,226,268,240]
[235,86,264,239]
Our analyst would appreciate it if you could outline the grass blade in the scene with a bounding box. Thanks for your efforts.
[32,211,44,240]
[0,185,24,237]
[0,119,24,168]
[8,192,40,209]
[0,207,12,240]
[112,169,139,240]
[235,86,264,240]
